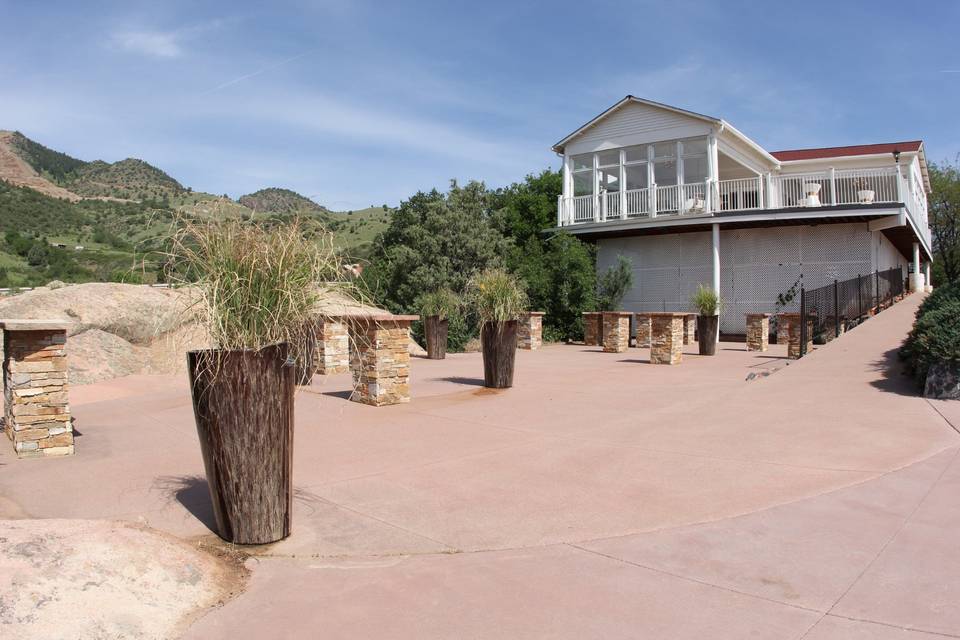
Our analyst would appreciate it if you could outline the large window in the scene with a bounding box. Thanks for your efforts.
[569,137,708,197]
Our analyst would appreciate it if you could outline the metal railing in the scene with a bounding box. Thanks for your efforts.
[797,266,905,357]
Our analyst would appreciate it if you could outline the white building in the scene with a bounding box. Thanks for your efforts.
[551,96,932,334]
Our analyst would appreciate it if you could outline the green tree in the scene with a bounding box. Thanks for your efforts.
[365,180,510,349]
[930,159,960,284]
[491,170,597,340]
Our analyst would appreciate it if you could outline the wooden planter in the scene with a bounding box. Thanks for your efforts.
[481,320,518,389]
[294,321,318,385]
[696,315,719,356]
[424,315,448,360]
[187,344,294,545]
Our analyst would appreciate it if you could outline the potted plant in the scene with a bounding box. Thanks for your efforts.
[468,268,528,388]
[855,178,875,204]
[170,218,346,545]
[691,284,722,356]
[419,287,459,359]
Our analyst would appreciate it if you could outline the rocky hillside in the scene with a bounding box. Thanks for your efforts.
[239,188,330,215]
[3,130,184,200]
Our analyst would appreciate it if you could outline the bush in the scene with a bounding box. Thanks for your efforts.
[467,268,528,324]
[901,299,960,388]
[597,255,633,311]
[916,280,960,318]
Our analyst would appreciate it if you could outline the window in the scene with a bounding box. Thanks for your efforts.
[598,166,620,192]
[654,159,677,186]
[625,164,647,190]
[572,154,592,171]
[597,150,620,167]
[566,137,708,197]
[573,171,592,197]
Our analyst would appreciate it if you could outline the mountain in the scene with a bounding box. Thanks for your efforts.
[239,188,330,216]
[2,130,184,201]
[0,131,392,287]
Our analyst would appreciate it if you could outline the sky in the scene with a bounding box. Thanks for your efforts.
[1,0,958,210]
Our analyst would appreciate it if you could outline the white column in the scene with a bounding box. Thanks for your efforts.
[910,241,923,292]
[924,262,932,292]
[712,223,721,341]
[765,172,774,209]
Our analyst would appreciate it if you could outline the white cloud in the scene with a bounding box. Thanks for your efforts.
[111,30,183,59]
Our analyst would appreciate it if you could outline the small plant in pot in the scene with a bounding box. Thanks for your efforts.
[855,177,875,204]
[691,284,723,356]
[419,287,459,360]
[169,218,347,545]
[468,268,528,388]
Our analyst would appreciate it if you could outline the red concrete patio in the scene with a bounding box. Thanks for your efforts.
[3,293,959,639]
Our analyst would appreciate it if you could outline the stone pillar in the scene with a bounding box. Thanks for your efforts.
[348,315,418,406]
[2,321,73,458]
[778,313,813,359]
[683,314,697,345]
[745,313,770,352]
[649,313,685,365]
[634,313,651,348]
[582,312,601,346]
[518,312,545,350]
[910,242,923,292]
[601,312,631,353]
[315,317,350,375]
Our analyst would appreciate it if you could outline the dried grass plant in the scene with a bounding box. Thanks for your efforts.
[467,268,528,326]
[166,216,354,368]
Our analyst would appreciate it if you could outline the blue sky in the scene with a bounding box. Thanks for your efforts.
[1,0,957,209]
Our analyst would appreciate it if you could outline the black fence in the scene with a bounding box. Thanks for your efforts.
[798,266,905,356]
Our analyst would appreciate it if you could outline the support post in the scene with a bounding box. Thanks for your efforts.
[910,241,922,292]
[829,167,837,205]
[876,270,880,311]
[925,262,932,292]
[799,288,807,357]
[857,274,863,322]
[711,223,721,343]
[834,279,840,339]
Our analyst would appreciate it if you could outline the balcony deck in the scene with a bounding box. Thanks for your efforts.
[556,166,930,250]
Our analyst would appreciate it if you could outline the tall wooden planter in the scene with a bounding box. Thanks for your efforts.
[424,315,448,360]
[696,315,719,356]
[294,321,318,385]
[187,343,294,545]
[481,320,518,389]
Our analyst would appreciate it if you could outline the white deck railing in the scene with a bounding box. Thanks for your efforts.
[557,166,928,245]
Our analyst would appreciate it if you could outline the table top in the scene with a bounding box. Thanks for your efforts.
[0,319,71,331]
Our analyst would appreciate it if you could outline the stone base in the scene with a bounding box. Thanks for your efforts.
[746,314,769,352]
[518,312,544,350]
[650,314,684,365]
[779,314,813,359]
[635,314,651,348]
[683,314,696,345]
[909,273,925,293]
[348,316,417,406]
[583,312,601,346]
[3,326,73,458]
[602,313,630,353]
[316,318,349,375]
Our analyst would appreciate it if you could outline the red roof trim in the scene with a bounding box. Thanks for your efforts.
[770,141,922,161]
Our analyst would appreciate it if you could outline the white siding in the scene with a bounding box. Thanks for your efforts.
[565,102,712,155]
[596,222,877,333]
[873,230,906,273]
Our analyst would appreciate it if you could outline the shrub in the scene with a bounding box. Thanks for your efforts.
[418,287,460,320]
[597,255,633,311]
[901,299,960,388]
[691,284,723,316]
[467,268,528,324]
[916,280,960,318]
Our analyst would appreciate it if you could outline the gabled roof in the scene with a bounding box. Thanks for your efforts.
[552,96,719,153]
[771,141,923,161]
[552,95,779,166]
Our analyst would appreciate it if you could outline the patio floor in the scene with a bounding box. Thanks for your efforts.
[3,293,959,638]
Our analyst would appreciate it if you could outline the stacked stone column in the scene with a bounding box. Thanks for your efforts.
[683,314,697,345]
[315,317,349,375]
[778,313,813,359]
[2,321,73,458]
[348,315,417,406]
[518,312,545,350]
[745,313,770,352]
[582,312,601,346]
[649,313,686,365]
[634,313,651,348]
[601,312,631,353]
